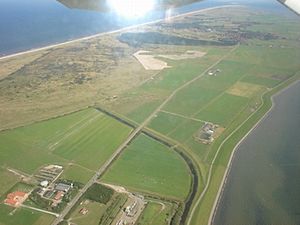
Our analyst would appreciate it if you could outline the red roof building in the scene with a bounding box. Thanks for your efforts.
[54,191,64,201]
[4,191,28,207]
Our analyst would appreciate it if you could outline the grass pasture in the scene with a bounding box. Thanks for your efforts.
[102,134,191,200]
[136,201,174,225]
[226,82,264,98]
[241,75,282,88]
[121,47,231,123]
[61,164,95,184]
[227,45,300,72]
[69,201,106,225]
[52,111,132,170]
[195,93,249,127]
[149,111,195,135]
[164,86,221,117]
[0,204,54,225]
[0,108,132,182]
[148,111,205,145]
[0,169,20,198]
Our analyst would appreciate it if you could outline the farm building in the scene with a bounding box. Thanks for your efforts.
[54,191,64,201]
[4,191,28,207]
[55,183,72,192]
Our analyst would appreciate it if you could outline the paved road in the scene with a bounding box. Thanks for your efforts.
[51,42,238,225]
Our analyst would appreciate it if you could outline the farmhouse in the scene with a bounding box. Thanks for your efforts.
[4,191,28,207]
[194,122,219,144]
[79,207,89,215]
[54,191,64,201]
[55,182,72,193]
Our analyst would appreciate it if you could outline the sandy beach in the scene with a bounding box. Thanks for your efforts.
[0,5,241,61]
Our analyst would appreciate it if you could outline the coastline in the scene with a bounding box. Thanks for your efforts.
[207,78,300,225]
[0,5,242,62]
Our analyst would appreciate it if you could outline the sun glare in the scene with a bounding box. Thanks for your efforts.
[108,0,156,18]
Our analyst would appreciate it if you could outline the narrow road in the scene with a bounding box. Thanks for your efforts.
[51,45,239,225]
[21,204,59,217]
[160,110,208,123]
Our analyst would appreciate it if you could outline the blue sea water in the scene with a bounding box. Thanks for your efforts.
[0,0,285,56]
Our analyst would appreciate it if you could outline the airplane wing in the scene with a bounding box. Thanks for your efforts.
[57,0,300,16]
[277,0,300,15]
[56,0,203,12]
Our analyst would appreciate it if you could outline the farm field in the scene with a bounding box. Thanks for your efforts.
[136,201,174,225]
[147,41,298,162]
[52,110,132,170]
[0,204,54,225]
[0,169,20,197]
[195,93,249,127]
[61,164,95,184]
[63,183,114,225]
[101,134,191,200]
[69,201,106,225]
[0,108,132,199]
[137,12,300,225]
[116,47,231,124]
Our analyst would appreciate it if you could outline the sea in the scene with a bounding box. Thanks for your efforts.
[0,0,285,56]
[214,81,300,225]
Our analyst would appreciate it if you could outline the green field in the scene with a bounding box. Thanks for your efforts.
[241,75,282,88]
[0,108,132,197]
[148,111,202,135]
[52,111,132,170]
[136,201,174,225]
[61,164,95,184]
[0,108,132,172]
[69,201,106,225]
[0,169,20,197]
[102,134,191,200]
[0,204,54,225]
[119,47,231,124]
[195,93,249,127]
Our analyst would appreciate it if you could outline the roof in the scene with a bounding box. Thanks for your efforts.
[7,191,27,198]
[4,191,27,207]
[54,191,64,200]
[4,199,17,206]
[55,183,71,192]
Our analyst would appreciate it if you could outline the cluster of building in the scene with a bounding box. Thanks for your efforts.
[34,164,63,184]
[195,122,219,144]
[208,69,221,76]
[116,194,146,225]
[79,207,89,215]
[125,201,138,217]
[4,191,28,207]
[31,164,74,207]
[37,180,73,207]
